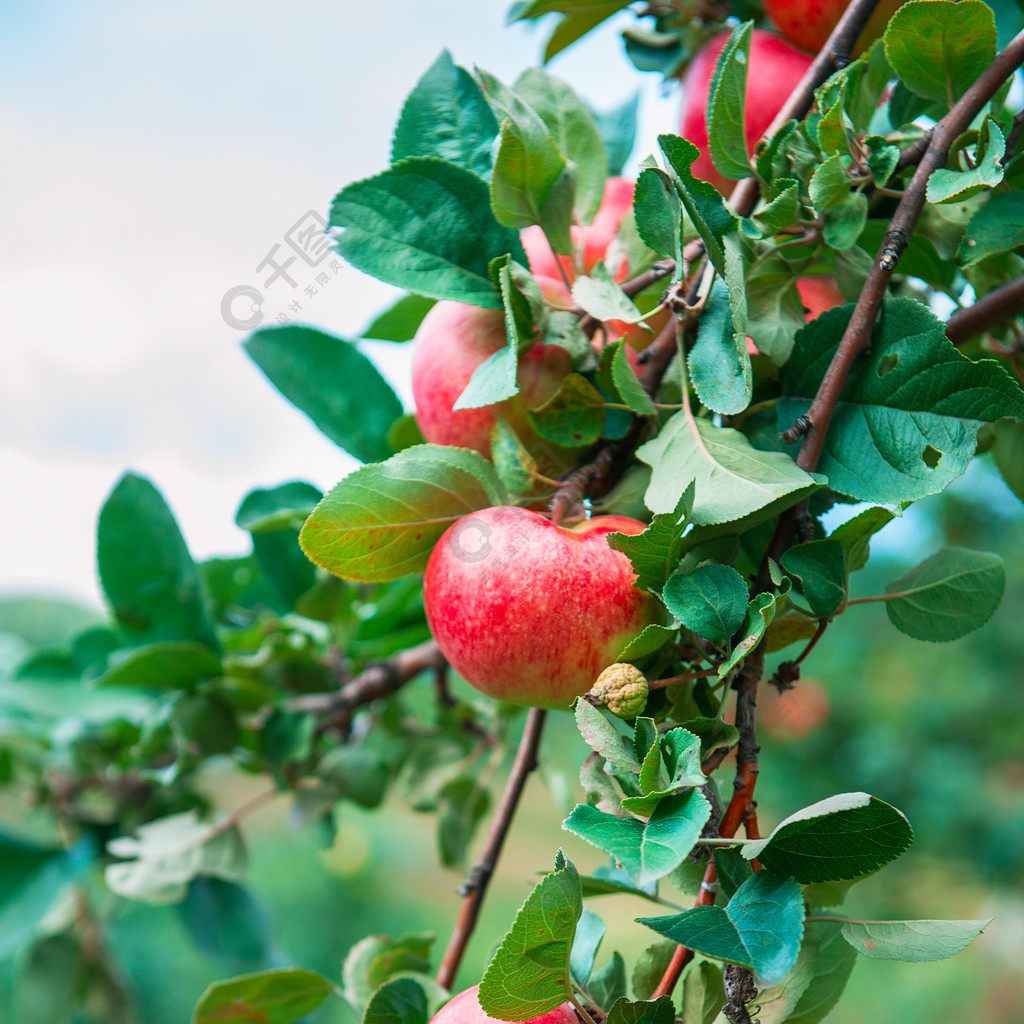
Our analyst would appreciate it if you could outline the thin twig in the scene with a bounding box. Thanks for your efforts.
[435,708,548,991]
[946,275,1024,346]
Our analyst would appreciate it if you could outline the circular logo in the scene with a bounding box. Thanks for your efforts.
[447,516,494,563]
[221,285,265,330]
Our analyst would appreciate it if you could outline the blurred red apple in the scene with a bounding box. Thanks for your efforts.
[424,507,659,709]
[522,176,635,282]
[679,29,814,193]
[765,0,907,55]
[758,679,831,739]
[429,986,576,1024]
[796,276,845,319]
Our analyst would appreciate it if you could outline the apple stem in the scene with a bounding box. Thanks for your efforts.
[435,707,547,991]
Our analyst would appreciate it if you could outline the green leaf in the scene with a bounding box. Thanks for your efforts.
[453,337,518,411]
[178,878,269,970]
[592,92,640,178]
[478,69,573,253]
[343,933,435,1016]
[330,158,524,308]
[840,918,990,961]
[392,51,499,179]
[590,955,629,1012]
[990,418,1024,502]
[634,168,683,274]
[658,135,737,275]
[605,995,675,1024]
[785,921,857,1024]
[779,299,1024,503]
[299,445,506,583]
[106,811,247,904]
[927,118,1006,203]
[809,154,848,212]
[823,191,869,250]
[528,373,606,447]
[617,623,676,660]
[752,928,820,1024]
[741,792,914,883]
[192,968,335,1024]
[885,0,997,104]
[562,790,711,887]
[570,907,606,985]
[605,485,694,591]
[707,22,754,182]
[957,190,1024,267]
[438,776,491,869]
[663,564,748,646]
[744,257,806,364]
[364,977,431,1024]
[865,137,901,186]
[830,506,897,573]
[0,834,93,960]
[515,66,608,222]
[783,540,847,618]
[714,846,751,901]
[637,870,804,986]
[680,961,726,1024]
[573,263,645,323]
[632,941,678,1002]
[361,293,437,343]
[883,547,1005,641]
[688,277,751,416]
[718,592,777,679]
[96,641,222,690]
[236,481,322,532]
[621,728,706,815]
[478,852,582,1021]
[639,413,820,524]
[574,699,640,774]
[750,179,800,236]
[245,326,403,463]
[491,417,539,496]
[97,472,218,650]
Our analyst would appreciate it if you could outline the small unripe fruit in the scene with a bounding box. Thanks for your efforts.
[589,663,649,719]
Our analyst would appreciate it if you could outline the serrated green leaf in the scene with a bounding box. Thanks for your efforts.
[927,118,1006,203]
[680,960,726,1024]
[823,191,868,250]
[596,341,656,417]
[885,0,997,104]
[527,373,606,447]
[605,994,674,1024]
[779,298,1024,503]
[299,445,506,583]
[688,277,751,416]
[707,22,754,182]
[96,641,222,691]
[343,933,435,1015]
[637,871,804,986]
[563,790,710,887]
[658,135,737,275]
[605,484,694,591]
[865,137,900,186]
[364,978,431,1024]
[632,942,678,1002]
[574,263,645,323]
[246,327,404,463]
[741,792,914,882]
[783,540,847,618]
[639,412,820,524]
[515,66,608,222]
[634,168,683,274]
[750,179,800,236]
[491,417,538,495]
[957,190,1024,267]
[589,954,629,1011]
[478,853,582,1021]
[392,51,499,179]
[236,481,322,532]
[575,699,640,774]
[840,918,990,961]
[718,592,777,679]
[753,928,820,1024]
[617,622,676,660]
[361,293,436,343]
[622,727,705,815]
[883,547,1005,641]
[663,564,748,646]
[192,968,335,1024]
[330,158,524,308]
[809,154,848,212]
[97,472,219,651]
[830,506,897,573]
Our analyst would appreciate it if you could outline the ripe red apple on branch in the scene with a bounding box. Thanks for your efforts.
[429,986,576,1024]
[679,28,814,193]
[765,0,906,54]
[424,506,658,709]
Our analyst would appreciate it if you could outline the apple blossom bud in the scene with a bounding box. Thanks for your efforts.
[589,663,648,719]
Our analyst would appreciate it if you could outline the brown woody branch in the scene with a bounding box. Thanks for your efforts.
[288,639,445,733]
[946,275,1024,346]
[435,708,547,991]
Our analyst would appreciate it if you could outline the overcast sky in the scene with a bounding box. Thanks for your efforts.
[1,0,678,604]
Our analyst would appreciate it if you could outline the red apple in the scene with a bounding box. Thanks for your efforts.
[430,986,576,1024]
[679,29,814,193]
[424,507,658,709]
[765,0,907,55]
[411,288,571,460]
[796,275,845,320]
[522,176,635,282]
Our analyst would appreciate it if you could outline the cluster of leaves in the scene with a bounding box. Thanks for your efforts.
[1,1,1023,1022]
